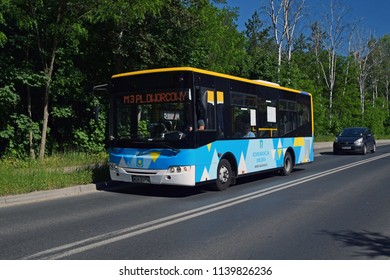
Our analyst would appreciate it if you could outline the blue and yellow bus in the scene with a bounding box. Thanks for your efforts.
[106,67,314,190]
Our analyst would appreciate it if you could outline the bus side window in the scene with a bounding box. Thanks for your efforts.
[216,91,225,138]
[258,97,278,138]
[197,88,216,130]
[296,94,312,136]
[232,107,255,138]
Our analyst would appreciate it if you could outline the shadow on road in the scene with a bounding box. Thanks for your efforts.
[97,182,208,198]
[320,229,390,259]
[320,152,335,156]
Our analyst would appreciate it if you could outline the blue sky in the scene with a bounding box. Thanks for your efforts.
[220,0,389,38]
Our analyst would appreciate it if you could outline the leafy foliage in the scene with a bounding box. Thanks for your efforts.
[0,0,389,162]
[73,107,107,153]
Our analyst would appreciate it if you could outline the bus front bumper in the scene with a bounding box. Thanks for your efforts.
[109,164,196,186]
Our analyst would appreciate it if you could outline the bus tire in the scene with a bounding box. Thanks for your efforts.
[215,159,232,191]
[281,151,293,176]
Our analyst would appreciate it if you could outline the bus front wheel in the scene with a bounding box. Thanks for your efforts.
[281,151,293,176]
[215,159,232,191]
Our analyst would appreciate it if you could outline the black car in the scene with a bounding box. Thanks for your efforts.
[333,127,376,155]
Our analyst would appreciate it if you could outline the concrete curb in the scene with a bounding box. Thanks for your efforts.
[1,140,390,207]
[0,181,115,208]
[314,142,333,151]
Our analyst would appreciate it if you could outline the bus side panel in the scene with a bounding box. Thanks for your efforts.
[194,137,314,183]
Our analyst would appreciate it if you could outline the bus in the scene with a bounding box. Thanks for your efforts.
[105,67,314,191]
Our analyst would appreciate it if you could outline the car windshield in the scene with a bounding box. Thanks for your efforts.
[339,128,364,137]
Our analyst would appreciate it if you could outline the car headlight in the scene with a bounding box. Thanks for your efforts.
[354,138,363,145]
[334,137,339,143]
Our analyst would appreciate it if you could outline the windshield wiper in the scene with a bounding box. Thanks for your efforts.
[118,139,181,153]
[160,143,180,153]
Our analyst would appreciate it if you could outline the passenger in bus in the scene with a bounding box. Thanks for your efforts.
[242,124,255,138]
[198,119,205,130]
[183,119,204,137]
[182,124,193,137]
[154,123,168,138]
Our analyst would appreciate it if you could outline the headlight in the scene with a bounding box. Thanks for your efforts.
[168,166,191,173]
[334,137,339,143]
[354,138,363,145]
[108,162,119,170]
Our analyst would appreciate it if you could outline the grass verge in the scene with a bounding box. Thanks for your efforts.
[0,152,110,197]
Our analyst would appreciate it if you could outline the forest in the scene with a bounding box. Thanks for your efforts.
[1,0,389,160]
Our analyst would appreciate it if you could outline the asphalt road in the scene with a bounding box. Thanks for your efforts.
[1,143,389,260]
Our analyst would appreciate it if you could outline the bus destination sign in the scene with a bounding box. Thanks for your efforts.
[123,90,187,104]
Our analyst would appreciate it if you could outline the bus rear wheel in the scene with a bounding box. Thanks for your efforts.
[215,159,232,191]
[281,151,293,176]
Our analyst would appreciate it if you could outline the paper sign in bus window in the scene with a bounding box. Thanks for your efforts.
[250,109,257,126]
[267,106,276,123]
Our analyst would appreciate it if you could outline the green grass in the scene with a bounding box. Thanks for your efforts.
[376,134,390,140]
[314,135,335,142]
[0,152,110,197]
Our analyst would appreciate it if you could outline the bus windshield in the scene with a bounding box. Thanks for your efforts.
[111,88,194,145]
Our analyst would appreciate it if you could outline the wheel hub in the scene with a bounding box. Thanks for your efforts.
[219,166,229,183]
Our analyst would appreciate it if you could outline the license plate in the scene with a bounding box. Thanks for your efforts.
[132,175,151,184]
[342,146,352,150]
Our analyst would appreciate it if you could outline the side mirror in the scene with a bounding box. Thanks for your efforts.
[93,105,100,121]
[92,84,107,122]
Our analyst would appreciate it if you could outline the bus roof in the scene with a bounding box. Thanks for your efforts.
[111,67,309,95]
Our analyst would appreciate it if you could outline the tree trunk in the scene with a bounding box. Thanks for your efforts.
[39,89,50,159]
[27,85,35,159]
[38,45,57,160]
[386,78,389,116]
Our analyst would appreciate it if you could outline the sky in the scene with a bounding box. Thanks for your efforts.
[219,0,389,38]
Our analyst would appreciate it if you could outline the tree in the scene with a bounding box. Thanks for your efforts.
[1,0,249,158]
[12,0,95,159]
[283,0,304,84]
[264,0,305,84]
[102,0,247,74]
[90,0,168,73]
[190,2,247,74]
[2,0,168,159]
[310,0,349,128]
[244,11,276,81]
[371,35,390,117]
[364,35,390,135]
[352,31,378,116]
[0,0,9,47]
[266,0,285,83]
